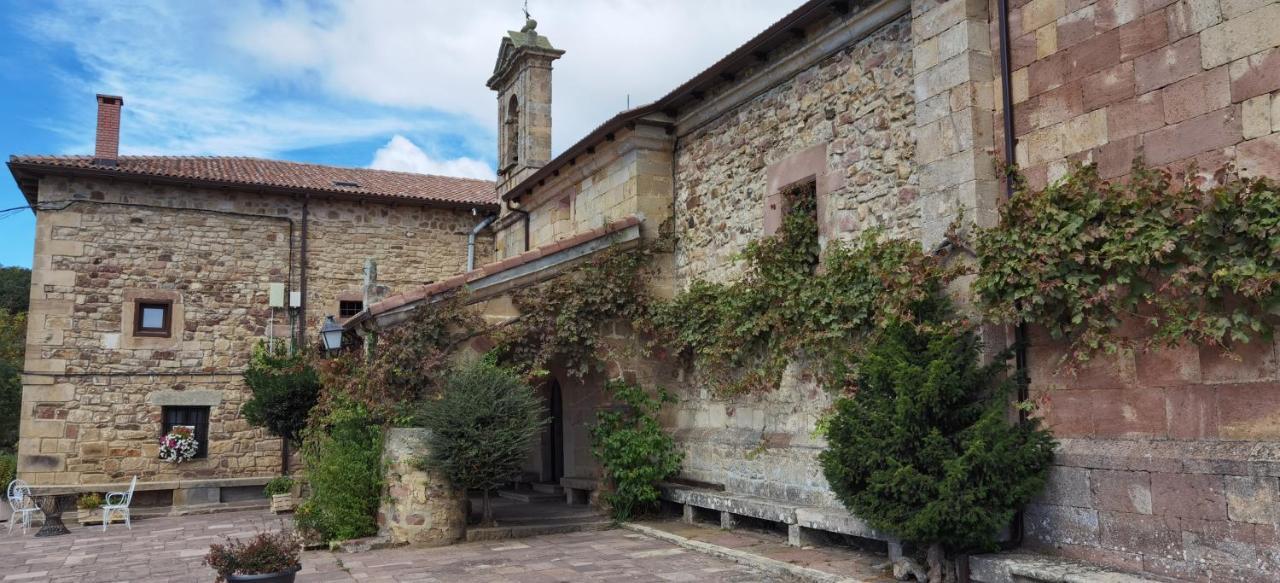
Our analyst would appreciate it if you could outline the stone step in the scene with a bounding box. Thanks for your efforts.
[465,519,614,542]
[531,482,564,495]
[497,489,565,503]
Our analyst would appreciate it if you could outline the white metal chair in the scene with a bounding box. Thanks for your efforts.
[101,476,137,532]
[6,479,40,535]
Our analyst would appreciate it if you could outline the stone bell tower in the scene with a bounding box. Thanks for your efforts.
[488,17,563,197]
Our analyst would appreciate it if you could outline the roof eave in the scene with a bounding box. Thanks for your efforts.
[6,160,500,212]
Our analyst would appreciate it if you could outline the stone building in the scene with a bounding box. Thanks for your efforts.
[349,0,1280,580]
[9,94,498,506]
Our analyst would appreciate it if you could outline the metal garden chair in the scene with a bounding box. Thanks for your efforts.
[101,475,137,532]
[6,479,40,535]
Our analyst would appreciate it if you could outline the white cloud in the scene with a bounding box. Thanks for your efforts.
[18,0,798,172]
[369,135,495,180]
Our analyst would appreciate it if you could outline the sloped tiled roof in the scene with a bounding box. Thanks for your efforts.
[8,155,498,208]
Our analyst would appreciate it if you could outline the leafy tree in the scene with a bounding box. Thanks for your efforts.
[0,266,29,314]
[415,358,547,526]
[819,298,1055,583]
[591,380,683,520]
[295,399,383,541]
[0,310,26,452]
[242,343,321,473]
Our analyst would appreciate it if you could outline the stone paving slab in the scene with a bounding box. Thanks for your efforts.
[0,510,776,582]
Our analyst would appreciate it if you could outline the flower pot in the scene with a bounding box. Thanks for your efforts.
[225,566,300,583]
[270,494,295,514]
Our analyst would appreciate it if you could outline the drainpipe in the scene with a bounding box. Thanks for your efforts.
[299,195,310,350]
[997,0,1031,549]
[467,213,498,271]
[505,198,531,252]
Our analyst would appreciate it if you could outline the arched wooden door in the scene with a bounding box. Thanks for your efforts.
[541,379,565,483]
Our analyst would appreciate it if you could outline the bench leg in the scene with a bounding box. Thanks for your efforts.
[788,524,821,548]
[887,538,904,562]
[719,511,737,530]
[682,504,695,525]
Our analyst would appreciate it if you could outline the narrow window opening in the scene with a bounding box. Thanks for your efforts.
[779,179,820,274]
[339,300,364,318]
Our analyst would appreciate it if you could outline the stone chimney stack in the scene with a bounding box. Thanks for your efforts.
[93,94,124,166]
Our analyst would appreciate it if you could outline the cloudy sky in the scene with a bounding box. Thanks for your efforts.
[0,0,798,267]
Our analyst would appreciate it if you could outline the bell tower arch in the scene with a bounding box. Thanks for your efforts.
[488,17,564,197]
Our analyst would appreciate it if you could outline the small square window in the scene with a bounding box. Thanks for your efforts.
[134,300,172,338]
[339,300,364,317]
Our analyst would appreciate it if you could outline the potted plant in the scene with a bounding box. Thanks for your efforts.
[75,492,123,526]
[264,476,295,514]
[204,529,301,583]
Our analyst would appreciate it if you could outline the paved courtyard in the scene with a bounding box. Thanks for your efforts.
[0,510,775,582]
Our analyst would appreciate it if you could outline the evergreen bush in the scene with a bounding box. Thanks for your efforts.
[242,342,321,473]
[0,452,15,488]
[295,400,383,542]
[591,380,683,521]
[414,358,546,526]
[819,298,1055,583]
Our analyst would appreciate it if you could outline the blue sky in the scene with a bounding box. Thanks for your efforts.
[0,0,795,268]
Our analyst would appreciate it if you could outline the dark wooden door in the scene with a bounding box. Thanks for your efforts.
[542,380,564,482]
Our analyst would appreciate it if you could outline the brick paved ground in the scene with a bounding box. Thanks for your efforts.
[0,510,774,582]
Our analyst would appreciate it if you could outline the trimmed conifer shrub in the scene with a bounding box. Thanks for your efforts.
[415,358,547,526]
[819,299,1055,583]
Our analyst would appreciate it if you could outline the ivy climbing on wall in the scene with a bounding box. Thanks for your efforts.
[974,162,1280,366]
[652,182,961,395]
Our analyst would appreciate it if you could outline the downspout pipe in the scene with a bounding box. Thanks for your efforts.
[467,213,499,271]
[997,0,1031,549]
[504,198,532,252]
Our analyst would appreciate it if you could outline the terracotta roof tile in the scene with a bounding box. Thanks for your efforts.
[9,155,497,207]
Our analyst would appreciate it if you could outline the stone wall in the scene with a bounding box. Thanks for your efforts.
[20,176,490,485]
[379,428,465,547]
[996,0,1280,578]
[661,13,916,509]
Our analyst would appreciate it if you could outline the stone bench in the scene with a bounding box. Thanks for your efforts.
[969,552,1161,583]
[559,476,598,505]
[658,482,903,560]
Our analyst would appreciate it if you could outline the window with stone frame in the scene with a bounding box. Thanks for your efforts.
[133,299,173,338]
[339,300,364,318]
[162,405,210,459]
[777,178,820,274]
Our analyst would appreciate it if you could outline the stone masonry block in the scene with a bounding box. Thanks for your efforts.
[1225,475,1279,524]
[914,0,987,43]
[1120,11,1169,60]
[1036,23,1057,60]
[1107,91,1166,140]
[1082,62,1136,111]
[1229,47,1280,103]
[1091,469,1153,514]
[1135,35,1203,94]
[916,53,994,101]
[1167,0,1222,41]
[1023,0,1067,31]
[1151,473,1228,519]
[1023,503,1101,547]
[1143,106,1243,165]
[1099,511,1183,557]
[1033,465,1093,507]
[1242,94,1273,138]
[1199,3,1280,68]
[1220,0,1270,19]
[1097,0,1143,32]
[1237,133,1280,179]
[1162,65,1231,124]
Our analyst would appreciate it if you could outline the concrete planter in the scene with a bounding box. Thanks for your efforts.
[270,494,295,514]
[76,508,125,526]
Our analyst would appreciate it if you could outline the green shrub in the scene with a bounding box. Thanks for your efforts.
[0,452,15,487]
[819,298,1055,582]
[590,380,683,521]
[77,492,104,510]
[414,358,546,526]
[243,343,321,472]
[263,476,294,497]
[203,529,300,583]
[295,400,383,542]
[0,310,25,453]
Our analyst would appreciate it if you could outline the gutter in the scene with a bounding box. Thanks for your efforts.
[467,213,499,271]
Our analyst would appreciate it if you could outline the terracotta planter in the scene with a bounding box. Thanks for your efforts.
[270,494,295,514]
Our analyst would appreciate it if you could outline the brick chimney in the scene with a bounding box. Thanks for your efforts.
[93,94,124,166]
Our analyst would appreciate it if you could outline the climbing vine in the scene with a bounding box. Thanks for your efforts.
[974,162,1280,365]
[492,245,655,379]
[652,183,960,395]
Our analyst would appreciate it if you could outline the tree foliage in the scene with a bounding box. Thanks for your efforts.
[975,162,1280,365]
[591,380,683,521]
[0,310,25,452]
[295,399,383,542]
[242,343,321,447]
[819,298,1055,581]
[0,266,30,315]
[414,358,547,525]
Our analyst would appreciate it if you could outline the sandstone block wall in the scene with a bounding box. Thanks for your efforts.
[994,0,1280,577]
[20,176,490,485]
[379,428,465,547]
